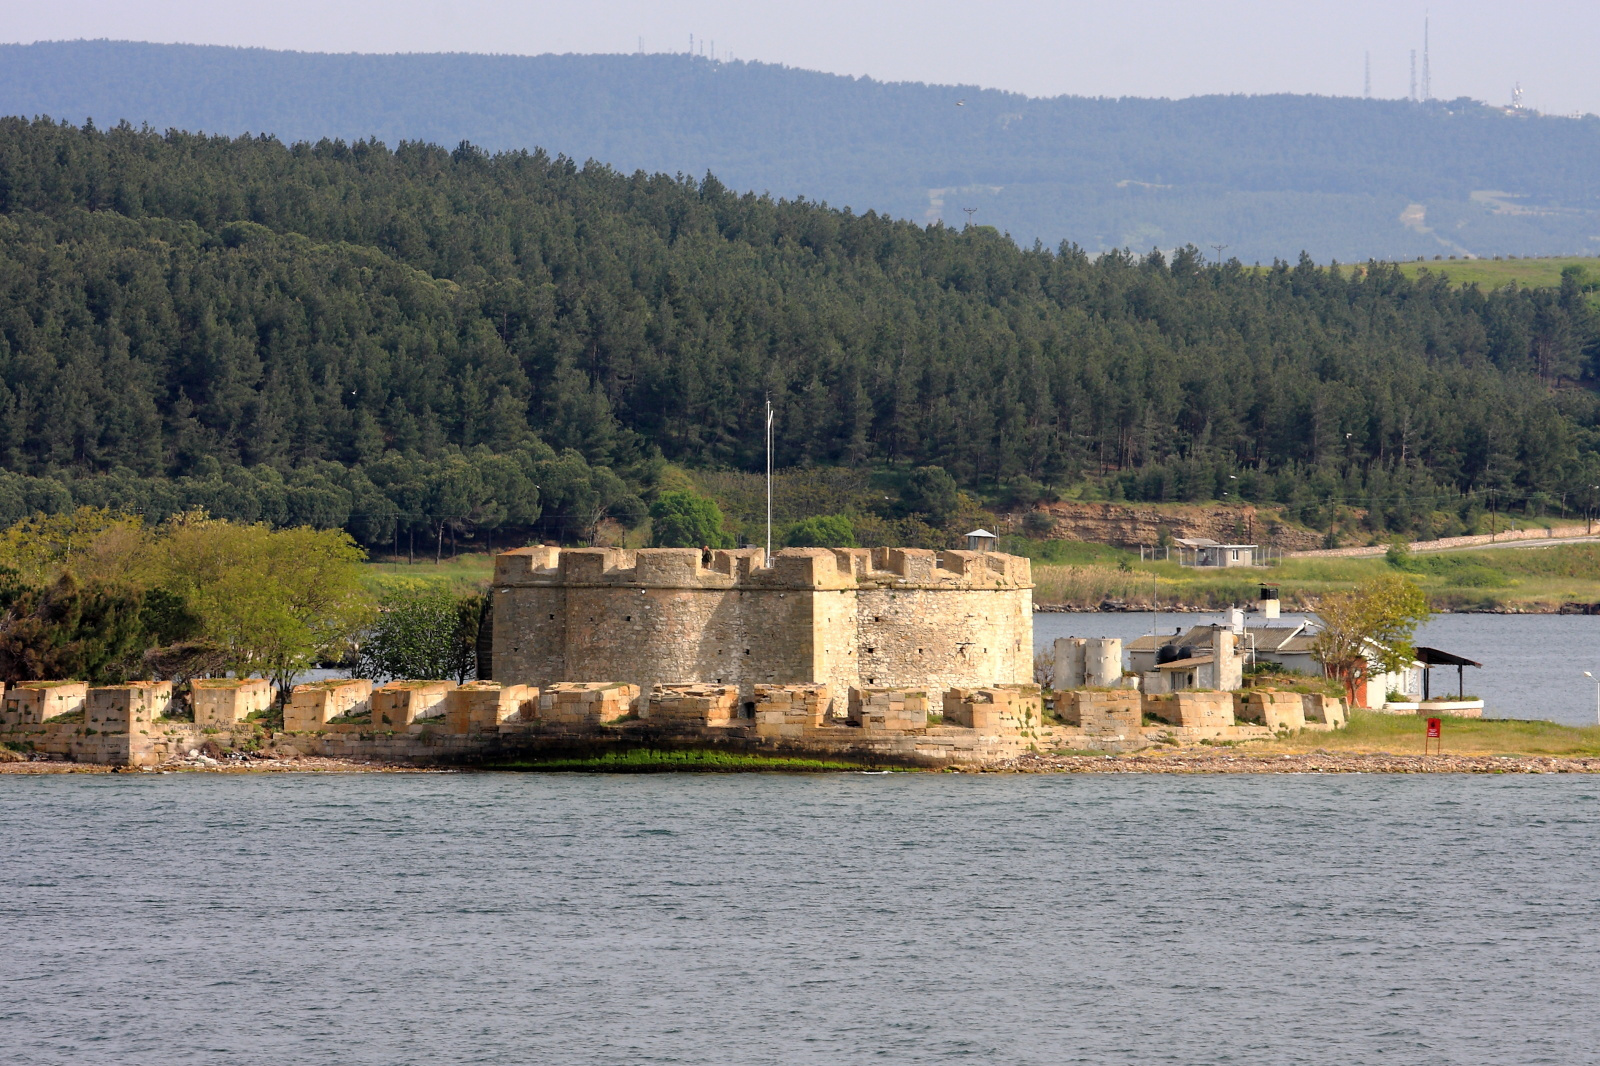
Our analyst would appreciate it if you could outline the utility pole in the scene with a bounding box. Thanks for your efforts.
[961,206,978,229]
[1210,243,1229,265]
[765,397,774,565]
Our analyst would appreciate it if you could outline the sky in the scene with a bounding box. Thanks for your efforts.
[6,0,1599,116]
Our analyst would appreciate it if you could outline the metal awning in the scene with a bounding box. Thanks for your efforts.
[1415,647,1482,668]
[1416,646,1481,701]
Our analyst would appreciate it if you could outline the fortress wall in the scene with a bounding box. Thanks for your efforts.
[492,583,569,688]
[854,586,1032,692]
[551,584,819,697]
[490,546,1033,707]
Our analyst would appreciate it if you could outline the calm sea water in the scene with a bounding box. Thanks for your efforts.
[4,773,1600,1066]
[1037,611,1600,725]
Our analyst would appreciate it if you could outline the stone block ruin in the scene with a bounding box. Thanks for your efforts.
[192,678,276,727]
[848,688,931,732]
[372,680,455,729]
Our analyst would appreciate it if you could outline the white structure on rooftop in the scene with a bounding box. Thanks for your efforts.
[964,529,998,552]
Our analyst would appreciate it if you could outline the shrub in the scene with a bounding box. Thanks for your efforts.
[784,515,856,548]
[649,491,732,548]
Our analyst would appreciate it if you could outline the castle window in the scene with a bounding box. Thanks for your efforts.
[744,649,750,655]
[625,616,632,622]
[866,648,875,655]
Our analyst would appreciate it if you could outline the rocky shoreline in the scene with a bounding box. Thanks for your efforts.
[6,749,1598,775]
[999,751,1600,773]
[1034,602,1600,615]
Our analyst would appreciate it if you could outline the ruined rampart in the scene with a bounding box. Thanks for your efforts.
[1,674,1348,769]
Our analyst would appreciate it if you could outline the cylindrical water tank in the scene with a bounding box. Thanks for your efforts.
[1053,637,1086,689]
[1085,637,1122,688]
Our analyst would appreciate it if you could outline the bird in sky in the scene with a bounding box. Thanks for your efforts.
[956,99,966,106]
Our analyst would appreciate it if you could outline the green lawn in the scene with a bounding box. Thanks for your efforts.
[1393,255,1600,292]
[1267,710,1600,757]
[364,551,497,595]
[1032,541,1600,611]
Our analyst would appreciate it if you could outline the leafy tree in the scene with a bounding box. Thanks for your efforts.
[902,467,961,525]
[0,507,147,586]
[357,589,483,683]
[0,574,156,684]
[143,517,375,694]
[785,515,857,548]
[1312,575,1433,706]
[650,491,732,548]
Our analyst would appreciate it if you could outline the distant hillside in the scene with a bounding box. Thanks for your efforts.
[3,40,1599,262]
[0,117,1596,553]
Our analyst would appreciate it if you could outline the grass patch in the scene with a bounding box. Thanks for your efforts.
[484,747,896,773]
[1266,710,1600,757]
[1393,256,1600,301]
[1031,541,1600,611]
[365,552,496,595]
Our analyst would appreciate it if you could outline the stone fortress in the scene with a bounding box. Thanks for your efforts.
[488,545,1035,711]
[0,546,1348,768]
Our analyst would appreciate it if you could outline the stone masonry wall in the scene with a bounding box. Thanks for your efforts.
[490,545,1033,714]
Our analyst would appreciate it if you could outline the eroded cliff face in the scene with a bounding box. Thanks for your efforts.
[1021,503,1322,551]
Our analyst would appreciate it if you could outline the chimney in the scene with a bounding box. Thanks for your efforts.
[1257,585,1280,620]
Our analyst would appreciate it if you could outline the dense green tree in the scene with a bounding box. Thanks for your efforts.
[0,574,156,683]
[784,515,856,548]
[902,467,962,525]
[650,491,731,548]
[357,589,482,683]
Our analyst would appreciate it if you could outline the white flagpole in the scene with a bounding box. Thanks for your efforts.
[765,398,773,565]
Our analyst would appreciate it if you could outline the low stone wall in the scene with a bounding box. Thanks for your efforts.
[287,679,372,732]
[372,681,455,729]
[539,683,638,727]
[1058,691,1142,739]
[1145,691,1235,731]
[647,684,739,727]
[447,682,536,733]
[850,688,931,732]
[193,679,276,727]
[753,684,830,739]
[1238,691,1306,731]
[2,677,1349,768]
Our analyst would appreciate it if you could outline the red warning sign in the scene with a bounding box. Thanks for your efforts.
[1425,716,1442,754]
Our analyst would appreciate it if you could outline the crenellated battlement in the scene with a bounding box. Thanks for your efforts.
[493,545,1031,591]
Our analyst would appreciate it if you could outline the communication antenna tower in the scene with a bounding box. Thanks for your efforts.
[961,206,978,228]
[1512,83,1524,110]
[689,33,694,55]
[1364,51,1371,98]
[1409,50,1417,101]
[1422,14,1431,100]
